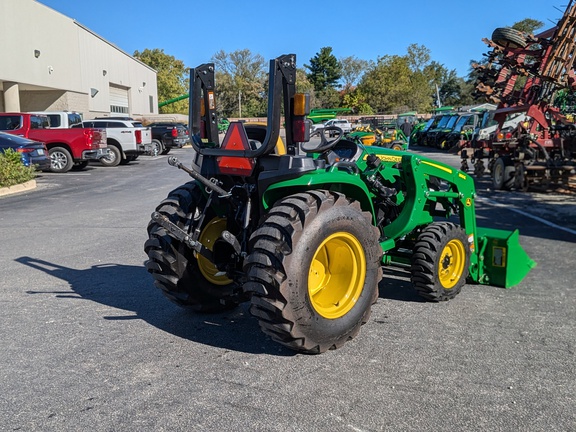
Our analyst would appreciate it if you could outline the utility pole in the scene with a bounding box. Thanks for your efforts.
[238,90,242,118]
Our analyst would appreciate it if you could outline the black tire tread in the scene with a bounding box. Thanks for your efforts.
[245,190,382,354]
[144,181,239,312]
[492,27,527,49]
[410,222,470,302]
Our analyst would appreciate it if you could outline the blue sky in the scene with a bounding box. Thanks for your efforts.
[39,0,566,78]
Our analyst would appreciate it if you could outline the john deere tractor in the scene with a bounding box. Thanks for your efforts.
[144,55,535,354]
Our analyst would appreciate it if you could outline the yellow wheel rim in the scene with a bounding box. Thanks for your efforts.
[438,239,466,289]
[308,232,366,319]
[197,217,232,285]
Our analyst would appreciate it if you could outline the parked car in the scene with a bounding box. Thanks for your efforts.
[148,122,189,156]
[28,111,83,128]
[0,113,108,173]
[74,118,151,166]
[311,118,353,136]
[0,131,51,171]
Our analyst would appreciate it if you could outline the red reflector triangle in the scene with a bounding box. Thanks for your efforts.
[217,122,255,175]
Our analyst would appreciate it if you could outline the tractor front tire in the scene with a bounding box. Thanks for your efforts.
[244,190,383,354]
[144,181,240,312]
[410,222,470,302]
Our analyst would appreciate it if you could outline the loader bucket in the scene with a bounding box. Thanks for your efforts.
[475,227,536,288]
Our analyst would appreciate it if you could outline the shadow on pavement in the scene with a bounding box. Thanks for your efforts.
[378,268,424,303]
[16,256,295,357]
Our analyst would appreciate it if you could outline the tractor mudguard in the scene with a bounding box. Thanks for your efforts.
[261,168,376,220]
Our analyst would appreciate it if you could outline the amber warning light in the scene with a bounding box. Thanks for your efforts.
[216,122,255,176]
[292,93,311,142]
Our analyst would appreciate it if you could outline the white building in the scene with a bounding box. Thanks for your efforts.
[0,0,158,119]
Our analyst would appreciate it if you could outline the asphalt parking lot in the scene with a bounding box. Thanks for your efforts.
[1,146,575,431]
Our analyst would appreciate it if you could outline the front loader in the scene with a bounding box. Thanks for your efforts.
[144,54,535,354]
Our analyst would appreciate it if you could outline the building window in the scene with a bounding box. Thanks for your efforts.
[110,105,129,114]
[149,95,154,113]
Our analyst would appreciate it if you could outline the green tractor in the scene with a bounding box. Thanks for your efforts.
[307,108,351,124]
[144,55,535,354]
[217,117,230,133]
[351,117,408,150]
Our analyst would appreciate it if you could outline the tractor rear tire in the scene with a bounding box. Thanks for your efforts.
[144,181,240,312]
[244,190,382,354]
[491,27,527,49]
[410,222,470,302]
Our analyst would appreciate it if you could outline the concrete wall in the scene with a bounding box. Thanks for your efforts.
[0,0,157,117]
[0,0,83,92]
[20,90,90,114]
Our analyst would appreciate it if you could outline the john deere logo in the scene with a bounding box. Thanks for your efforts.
[365,154,402,163]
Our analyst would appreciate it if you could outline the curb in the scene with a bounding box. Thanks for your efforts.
[0,179,37,197]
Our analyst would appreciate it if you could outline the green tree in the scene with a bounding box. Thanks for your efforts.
[212,49,267,117]
[407,43,431,73]
[342,89,374,114]
[408,46,443,112]
[512,18,544,34]
[358,55,413,113]
[295,68,319,108]
[315,88,342,109]
[439,71,464,106]
[133,48,189,114]
[305,47,342,92]
[339,56,370,91]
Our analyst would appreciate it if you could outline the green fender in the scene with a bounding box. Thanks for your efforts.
[261,168,377,223]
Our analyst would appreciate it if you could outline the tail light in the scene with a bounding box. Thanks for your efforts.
[135,130,142,144]
[17,147,34,153]
[292,93,311,142]
[84,129,107,148]
[293,119,311,142]
[84,129,94,143]
[496,132,512,141]
[171,128,178,138]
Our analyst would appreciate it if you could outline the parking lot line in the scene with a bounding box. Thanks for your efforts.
[479,196,576,236]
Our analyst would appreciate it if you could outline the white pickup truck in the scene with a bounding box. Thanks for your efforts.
[74,118,152,166]
[28,111,84,128]
[311,118,353,137]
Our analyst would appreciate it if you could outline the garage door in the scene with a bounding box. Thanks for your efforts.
[109,85,129,114]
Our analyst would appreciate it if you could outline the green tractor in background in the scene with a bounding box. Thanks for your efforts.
[217,117,230,133]
[350,116,409,150]
[144,54,535,354]
[307,108,351,124]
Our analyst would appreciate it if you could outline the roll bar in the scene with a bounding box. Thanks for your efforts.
[188,54,297,158]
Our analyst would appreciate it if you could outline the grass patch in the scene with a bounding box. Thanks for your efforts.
[0,148,37,188]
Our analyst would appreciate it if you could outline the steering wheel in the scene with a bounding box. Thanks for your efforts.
[301,126,344,153]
